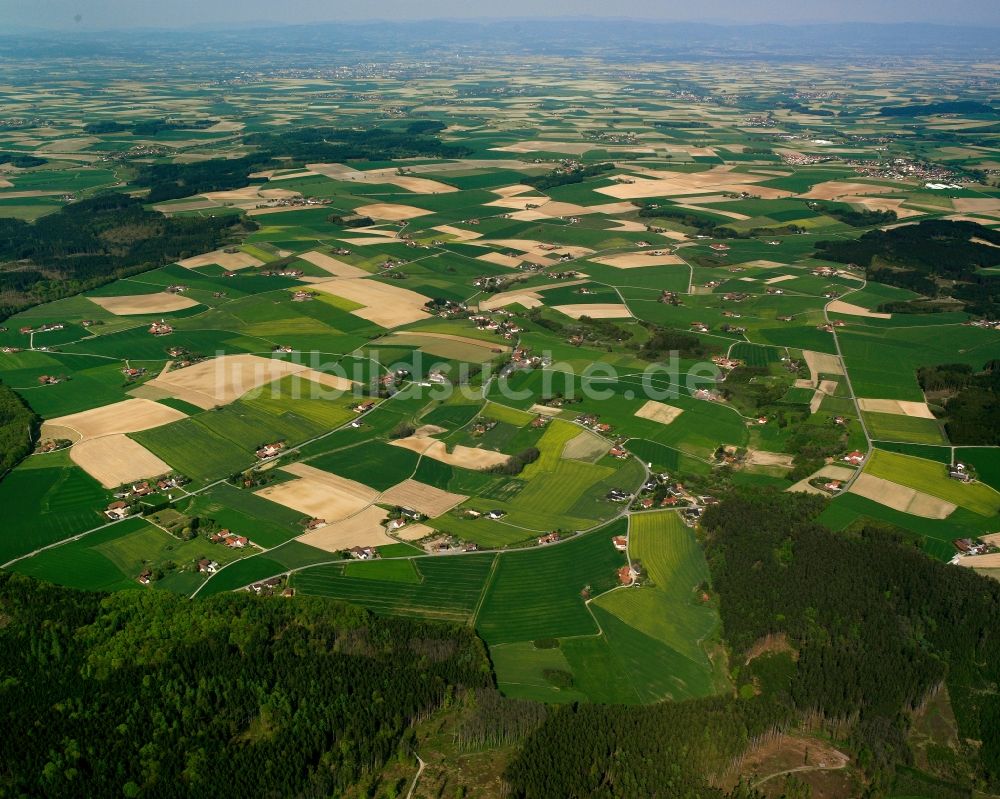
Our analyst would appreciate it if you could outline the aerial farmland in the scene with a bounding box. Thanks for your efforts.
[1,18,999,796]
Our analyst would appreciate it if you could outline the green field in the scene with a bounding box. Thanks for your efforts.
[292,553,497,623]
[865,450,1000,517]
[475,522,627,644]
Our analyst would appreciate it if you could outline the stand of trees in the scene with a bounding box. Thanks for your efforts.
[83,118,218,136]
[0,152,48,168]
[639,325,714,359]
[137,154,267,203]
[0,382,36,479]
[880,101,995,117]
[701,489,1000,793]
[0,193,254,321]
[919,362,1000,445]
[814,220,1000,317]
[523,162,613,191]
[139,125,470,202]
[0,574,491,798]
[819,204,897,227]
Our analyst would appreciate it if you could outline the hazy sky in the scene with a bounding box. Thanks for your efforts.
[5,0,1000,29]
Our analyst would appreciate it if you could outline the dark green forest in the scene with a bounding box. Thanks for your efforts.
[0,193,253,320]
[0,575,491,798]
[814,220,1000,316]
[918,362,1000,445]
[138,125,470,201]
[702,490,1000,793]
[0,382,35,479]
[7,489,1000,797]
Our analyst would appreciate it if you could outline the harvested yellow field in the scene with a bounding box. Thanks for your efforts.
[306,163,457,194]
[802,350,844,384]
[389,436,510,469]
[147,354,315,409]
[594,166,772,200]
[958,553,1000,569]
[476,252,522,268]
[296,506,396,551]
[953,198,1000,213]
[634,400,684,425]
[256,462,378,522]
[308,278,432,328]
[552,303,632,319]
[858,399,936,419]
[88,293,200,316]
[746,449,795,468]
[479,291,543,310]
[827,300,892,319]
[44,398,186,441]
[387,331,508,361]
[798,181,896,201]
[843,196,924,220]
[201,186,300,203]
[70,434,172,489]
[491,140,594,155]
[354,202,432,221]
[492,184,536,197]
[848,473,956,519]
[384,175,458,193]
[605,219,649,232]
[395,523,436,542]
[432,225,482,241]
[810,379,838,414]
[475,238,594,259]
[177,249,264,270]
[764,274,797,285]
[593,252,684,268]
[380,478,468,517]
[529,403,562,417]
[788,464,857,495]
[298,250,368,277]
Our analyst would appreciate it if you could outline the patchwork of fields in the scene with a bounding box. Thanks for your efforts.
[1,51,999,717]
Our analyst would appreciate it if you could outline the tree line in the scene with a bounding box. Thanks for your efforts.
[0,574,491,798]
[0,382,36,479]
[0,193,253,322]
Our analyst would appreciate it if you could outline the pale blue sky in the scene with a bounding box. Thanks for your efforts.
[4,0,999,30]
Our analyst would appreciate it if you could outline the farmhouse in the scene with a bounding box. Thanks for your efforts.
[197,559,219,574]
[149,321,173,336]
[104,501,130,520]
[842,450,866,466]
[348,546,378,560]
[537,532,561,545]
[256,441,286,460]
[618,565,637,586]
[612,535,628,551]
[949,463,971,482]
[487,509,506,520]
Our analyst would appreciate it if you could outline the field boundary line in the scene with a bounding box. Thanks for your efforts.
[469,553,500,627]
